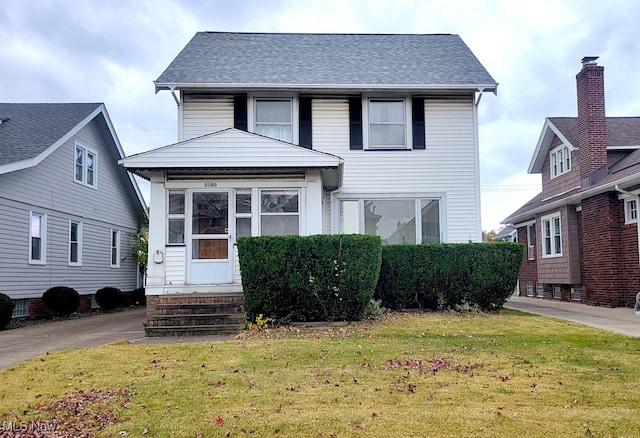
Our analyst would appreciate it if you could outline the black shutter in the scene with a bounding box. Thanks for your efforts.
[412,97,426,149]
[349,97,363,150]
[299,97,312,149]
[234,95,248,131]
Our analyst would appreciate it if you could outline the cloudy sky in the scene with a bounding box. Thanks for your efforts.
[2,0,639,231]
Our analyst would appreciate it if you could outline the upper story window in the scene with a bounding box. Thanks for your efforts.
[625,198,638,224]
[29,211,46,264]
[541,212,562,258]
[364,98,411,150]
[550,145,571,178]
[254,98,293,143]
[75,143,97,188]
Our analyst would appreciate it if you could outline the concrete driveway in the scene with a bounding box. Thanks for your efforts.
[505,296,640,338]
[0,307,233,369]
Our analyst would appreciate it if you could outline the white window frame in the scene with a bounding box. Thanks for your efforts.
[536,282,544,297]
[110,229,121,268]
[552,284,562,299]
[68,220,82,266]
[363,96,412,150]
[258,189,301,236]
[248,95,298,144]
[74,142,98,188]
[29,211,47,264]
[625,198,638,224]
[167,190,186,245]
[333,193,445,244]
[526,282,534,297]
[12,298,28,318]
[541,212,562,258]
[550,145,571,179]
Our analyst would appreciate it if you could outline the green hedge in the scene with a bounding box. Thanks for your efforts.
[375,242,524,311]
[0,293,15,330]
[237,234,382,322]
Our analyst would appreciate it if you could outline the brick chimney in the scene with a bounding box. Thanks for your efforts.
[577,56,607,185]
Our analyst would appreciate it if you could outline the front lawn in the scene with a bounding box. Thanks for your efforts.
[1,310,639,437]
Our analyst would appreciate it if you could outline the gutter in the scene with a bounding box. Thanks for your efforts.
[615,184,640,269]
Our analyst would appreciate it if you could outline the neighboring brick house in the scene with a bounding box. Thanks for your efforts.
[503,57,640,307]
[120,32,497,335]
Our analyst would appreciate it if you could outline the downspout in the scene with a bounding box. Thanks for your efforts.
[474,88,484,107]
[615,185,640,269]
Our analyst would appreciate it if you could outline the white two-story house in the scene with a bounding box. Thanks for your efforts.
[120,32,497,335]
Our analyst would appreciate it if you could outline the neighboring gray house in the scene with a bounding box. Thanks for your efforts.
[0,103,146,317]
[120,32,497,335]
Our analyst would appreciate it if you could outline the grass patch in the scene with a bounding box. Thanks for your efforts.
[1,310,639,437]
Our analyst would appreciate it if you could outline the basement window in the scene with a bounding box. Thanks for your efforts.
[552,284,562,299]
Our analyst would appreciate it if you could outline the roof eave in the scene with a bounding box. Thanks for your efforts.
[503,172,640,224]
[155,81,498,94]
[528,119,576,174]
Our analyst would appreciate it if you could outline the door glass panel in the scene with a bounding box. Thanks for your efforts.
[192,192,228,235]
[192,239,228,259]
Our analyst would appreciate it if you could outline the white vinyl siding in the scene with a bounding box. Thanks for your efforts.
[313,98,479,242]
[165,246,186,285]
[181,98,234,140]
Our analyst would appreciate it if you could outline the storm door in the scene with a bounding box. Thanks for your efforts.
[188,191,232,284]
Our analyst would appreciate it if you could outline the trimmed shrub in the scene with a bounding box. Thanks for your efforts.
[375,242,523,311]
[95,287,123,310]
[132,287,146,305]
[0,293,15,330]
[42,286,80,316]
[238,234,382,322]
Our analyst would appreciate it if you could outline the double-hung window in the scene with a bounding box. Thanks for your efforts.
[337,196,442,244]
[110,229,120,267]
[625,198,638,224]
[254,99,293,143]
[365,98,410,149]
[69,221,82,265]
[542,212,562,257]
[74,143,97,188]
[550,145,571,178]
[29,212,46,264]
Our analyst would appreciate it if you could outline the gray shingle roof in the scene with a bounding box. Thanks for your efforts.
[549,116,640,149]
[155,32,497,91]
[0,103,101,166]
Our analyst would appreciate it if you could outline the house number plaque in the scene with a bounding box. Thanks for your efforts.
[204,182,217,187]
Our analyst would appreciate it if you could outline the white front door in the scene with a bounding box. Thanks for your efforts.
[188,191,233,284]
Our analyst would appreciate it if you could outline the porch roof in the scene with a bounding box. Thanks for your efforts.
[120,128,343,189]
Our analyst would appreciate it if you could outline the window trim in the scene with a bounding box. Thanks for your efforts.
[258,189,301,236]
[74,142,98,189]
[333,193,445,244]
[550,145,571,179]
[527,224,536,260]
[110,229,121,268]
[68,220,82,266]
[29,211,47,265]
[167,190,186,245]
[625,198,638,224]
[362,96,412,150]
[541,212,563,258]
[248,95,299,144]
